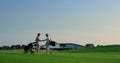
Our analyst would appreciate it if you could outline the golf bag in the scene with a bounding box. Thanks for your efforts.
[49,41,56,46]
[24,42,36,53]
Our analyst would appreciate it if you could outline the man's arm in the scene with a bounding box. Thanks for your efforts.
[40,39,45,42]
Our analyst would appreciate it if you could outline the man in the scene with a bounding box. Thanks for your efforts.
[35,33,43,54]
[44,34,50,55]
[43,34,57,55]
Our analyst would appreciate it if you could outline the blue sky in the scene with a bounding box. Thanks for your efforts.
[0,0,120,46]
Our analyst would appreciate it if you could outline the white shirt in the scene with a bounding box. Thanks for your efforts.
[35,36,40,44]
[45,37,50,47]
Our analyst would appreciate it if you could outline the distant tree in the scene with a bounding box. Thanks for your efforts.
[0,47,1,50]
[97,45,103,47]
[21,45,26,48]
[2,46,9,50]
[85,44,94,48]
[11,45,21,49]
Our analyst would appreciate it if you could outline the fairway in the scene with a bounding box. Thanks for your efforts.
[0,50,120,63]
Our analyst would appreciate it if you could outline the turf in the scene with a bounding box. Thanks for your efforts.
[64,45,120,53]
[0,50,120,63]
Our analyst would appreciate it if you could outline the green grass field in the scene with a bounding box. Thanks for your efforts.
[0,45,120,63]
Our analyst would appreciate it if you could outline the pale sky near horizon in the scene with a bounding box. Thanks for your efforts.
[0,0,120,46]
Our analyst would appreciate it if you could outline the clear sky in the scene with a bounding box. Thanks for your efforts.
[0,0,120,46]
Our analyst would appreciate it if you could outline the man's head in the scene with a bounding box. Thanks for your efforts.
[46,34,48,37]
[37,33,40,37]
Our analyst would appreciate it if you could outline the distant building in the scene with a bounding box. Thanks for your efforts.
[40,43,85,50]
[59,43,85,49]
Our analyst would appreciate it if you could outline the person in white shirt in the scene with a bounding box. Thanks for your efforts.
[44,34,50,55]
[35,33,43,54]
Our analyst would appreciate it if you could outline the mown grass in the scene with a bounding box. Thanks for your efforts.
[0,45,120,63]
[64,45,120,53]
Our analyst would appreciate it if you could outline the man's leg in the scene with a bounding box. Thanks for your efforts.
[46,46,49,55]
[36,44,39,54]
